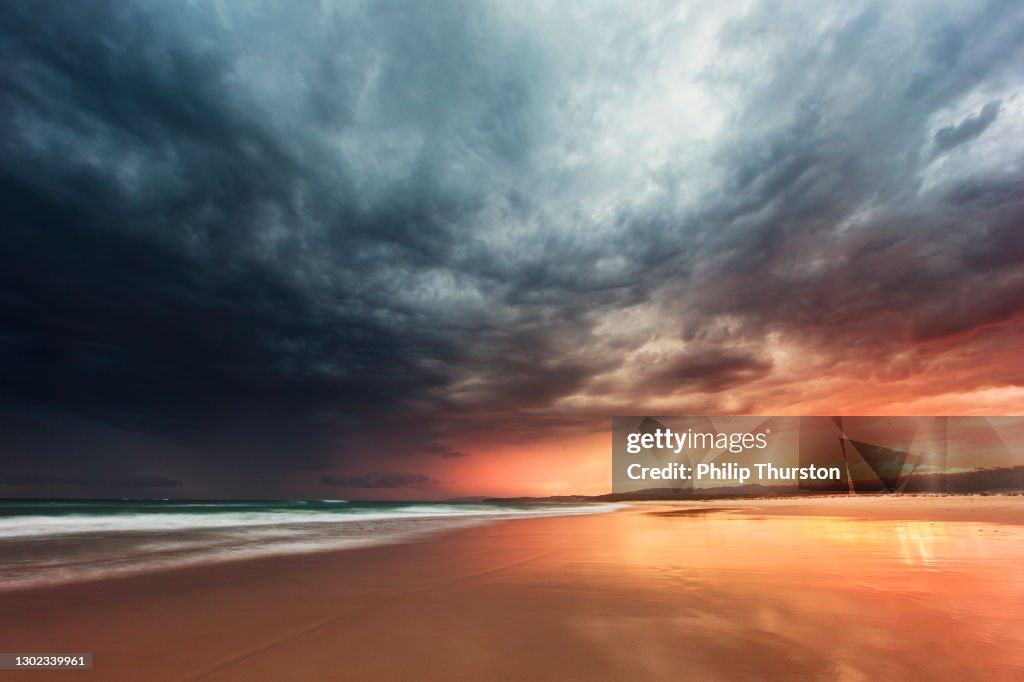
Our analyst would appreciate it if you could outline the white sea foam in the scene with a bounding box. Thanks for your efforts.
[0,503,623,590]
[0,503,621,539]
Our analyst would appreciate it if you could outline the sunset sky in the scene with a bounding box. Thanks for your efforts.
[2,1,1024,499]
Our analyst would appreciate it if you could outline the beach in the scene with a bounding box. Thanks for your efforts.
[3,496,1024,680]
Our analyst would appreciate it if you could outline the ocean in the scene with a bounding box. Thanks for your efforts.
[0,500,621,590]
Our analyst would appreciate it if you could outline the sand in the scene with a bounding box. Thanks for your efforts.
[3,495,1024,681]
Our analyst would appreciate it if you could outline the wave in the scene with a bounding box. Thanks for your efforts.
[0,502,623,590]
[0,502,620,539]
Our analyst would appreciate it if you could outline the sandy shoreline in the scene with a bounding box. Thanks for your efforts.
[629,493,1024,525]
[3,496,1024,680]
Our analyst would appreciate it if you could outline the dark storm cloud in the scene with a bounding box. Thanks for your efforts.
[657,2,1024,357]
[2,0,1024,495]
[0,474,182,488]
[0,0,512,482]
[419,443,469,459]
[646,351,773,395]
[934,101,1002,154]
[320,471,437,489]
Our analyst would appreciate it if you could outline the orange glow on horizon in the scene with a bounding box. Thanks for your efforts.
[422,379,1024,498]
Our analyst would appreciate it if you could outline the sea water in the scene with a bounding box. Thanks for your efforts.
[0,499,621,590]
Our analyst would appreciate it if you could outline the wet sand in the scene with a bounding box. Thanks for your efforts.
[3,496,1024,680]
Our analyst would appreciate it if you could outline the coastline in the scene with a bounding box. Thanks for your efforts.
[3,496,1023,680]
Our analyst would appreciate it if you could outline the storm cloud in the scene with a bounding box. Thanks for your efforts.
[320,471,437,489]
[934,100,1002,154]
[2,1,1024,497]
[0,474,182,488]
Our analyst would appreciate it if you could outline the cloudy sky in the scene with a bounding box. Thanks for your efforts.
[2,0,1024,499]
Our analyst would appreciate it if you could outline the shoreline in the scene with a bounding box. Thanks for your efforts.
[2,494,1022,597]
[5,494,1022,595]
[0,502,624,594]
[623,493,1024,525]
[2,496,1023,680]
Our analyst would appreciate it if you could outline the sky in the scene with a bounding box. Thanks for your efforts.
[2,0,1024,499]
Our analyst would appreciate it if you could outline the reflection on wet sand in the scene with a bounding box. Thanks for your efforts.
[519,504,1024,680]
